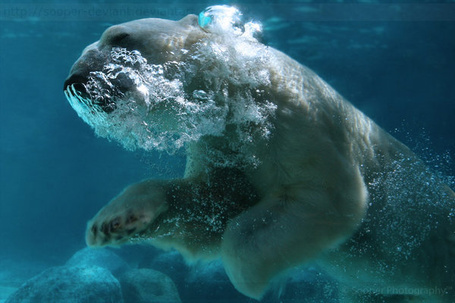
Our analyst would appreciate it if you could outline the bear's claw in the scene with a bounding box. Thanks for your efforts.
[86,205,158,247]
[86,214,137,246]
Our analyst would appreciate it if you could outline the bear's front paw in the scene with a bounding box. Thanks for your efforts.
[85,181,168,247]
[86,210,152,246]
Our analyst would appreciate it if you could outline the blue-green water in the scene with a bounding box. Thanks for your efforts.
[1,1,454,302]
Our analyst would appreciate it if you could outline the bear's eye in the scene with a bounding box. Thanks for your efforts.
[110,32,130,46]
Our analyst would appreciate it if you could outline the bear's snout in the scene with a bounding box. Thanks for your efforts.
[63,74,89,98]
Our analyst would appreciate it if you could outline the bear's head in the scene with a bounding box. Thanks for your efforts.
[63,14,206,117]
[64,6,275,156]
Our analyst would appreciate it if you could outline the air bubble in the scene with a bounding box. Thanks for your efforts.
[198,5,244,35]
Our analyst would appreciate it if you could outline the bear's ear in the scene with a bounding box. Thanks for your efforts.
[179,14,199,27]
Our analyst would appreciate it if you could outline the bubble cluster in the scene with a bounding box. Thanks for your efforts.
[81,48,221,153]
[76,33,276,166]
[198,5,262,41]
[361,153,454,263]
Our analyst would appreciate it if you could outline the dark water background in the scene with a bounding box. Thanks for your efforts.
[0,0,454,302]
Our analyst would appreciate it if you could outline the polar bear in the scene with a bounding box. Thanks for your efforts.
[64,6,455,302]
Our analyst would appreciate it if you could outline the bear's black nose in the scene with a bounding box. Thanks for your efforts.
[63,74,87,95]
[64,72,118,114]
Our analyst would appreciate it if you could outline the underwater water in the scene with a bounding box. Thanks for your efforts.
[1,0,455,302]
